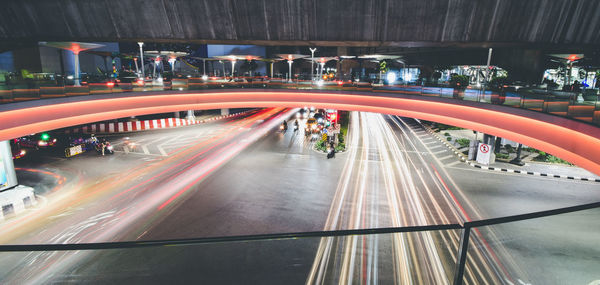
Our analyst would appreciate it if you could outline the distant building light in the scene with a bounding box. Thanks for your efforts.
[386,72,397,84]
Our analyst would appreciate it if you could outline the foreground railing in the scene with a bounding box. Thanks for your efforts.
[1,77,599,126]
[1,201,598,284]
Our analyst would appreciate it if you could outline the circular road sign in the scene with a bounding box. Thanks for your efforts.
[479,144,490,153]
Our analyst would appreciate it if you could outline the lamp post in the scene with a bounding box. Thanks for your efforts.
[72,48,81,86]
[287,56,294,82]
[231,59,236,78]
[133,57,139,74]
[319,59,326,80]
[138,42,145,79]
[153,56,160,79]
[310,48,317,81]
[480,48,493,102]
[168,57,176,73]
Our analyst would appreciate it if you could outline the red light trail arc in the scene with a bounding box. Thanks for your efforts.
[1,90,599,175]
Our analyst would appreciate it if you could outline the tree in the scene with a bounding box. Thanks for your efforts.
[449,74,469,89]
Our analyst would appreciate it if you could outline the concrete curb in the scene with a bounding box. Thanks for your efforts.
[421,123,600,183]
[64,110,251,135]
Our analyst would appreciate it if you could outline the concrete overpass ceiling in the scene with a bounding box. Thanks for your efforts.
[1,0,600,48]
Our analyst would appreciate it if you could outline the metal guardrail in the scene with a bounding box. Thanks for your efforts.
[0,201,598,284]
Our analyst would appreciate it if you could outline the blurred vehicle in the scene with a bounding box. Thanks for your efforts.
[15,133,57,149]
[296,109,307,119]
[10,141,27,159]
[305,118,322,135]
[95,140,114,155]
[280,121,288,132]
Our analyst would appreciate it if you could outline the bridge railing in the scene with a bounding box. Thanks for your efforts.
[0,201,598,284]
[1,77,599,126]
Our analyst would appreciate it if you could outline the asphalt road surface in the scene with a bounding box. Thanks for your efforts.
[1,110,598,284]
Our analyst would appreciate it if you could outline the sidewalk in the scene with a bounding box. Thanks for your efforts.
[423,122,600,182]
[486,160,600,180]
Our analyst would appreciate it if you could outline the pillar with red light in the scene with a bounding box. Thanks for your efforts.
[39,42,104,86]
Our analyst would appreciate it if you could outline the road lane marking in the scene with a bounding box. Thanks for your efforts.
[438,154,454,160]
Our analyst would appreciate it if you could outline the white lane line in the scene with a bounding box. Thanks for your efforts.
[433,150,448,154]
[445,160,461,167]
[141,144,150,155]
[113,150,163,157]
[438,154,454,160]
[157,146,168,156]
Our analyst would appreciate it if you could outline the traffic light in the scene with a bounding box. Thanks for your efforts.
[40,133,50,141]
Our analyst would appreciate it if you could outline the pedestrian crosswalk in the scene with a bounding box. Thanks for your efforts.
[111,129,220,157]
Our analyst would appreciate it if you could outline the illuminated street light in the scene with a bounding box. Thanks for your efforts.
[138,42,145,79]
[386,71,397,85]
[133,57,139,74]
[310,48,317,81]
[275,54,309,82]
[168,56,176,72]
[40,42,104,86]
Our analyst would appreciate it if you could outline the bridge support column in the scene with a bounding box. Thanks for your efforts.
[481,134,497,164]
[186,110,195,121]
[174,111,180,119]
[221,108,229,116]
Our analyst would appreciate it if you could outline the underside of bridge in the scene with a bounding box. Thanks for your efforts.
[1,90,600,176]
[2,0,599,48]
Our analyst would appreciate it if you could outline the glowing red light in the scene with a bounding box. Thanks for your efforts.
[136,79,144,86]
[337,81,343,85]
[106,82,115,87]
[568,54,578,61]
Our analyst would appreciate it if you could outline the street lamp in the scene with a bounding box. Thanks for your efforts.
[231,58,237,78]
[133,57,139,74]
[319,58,326,79]
[287,55,294,82]
[138,42,145,79]
[168,56,176,72]
[153,56,161,79]
[309,48,317,81]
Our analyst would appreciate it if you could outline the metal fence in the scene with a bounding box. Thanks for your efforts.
[1,201,598,284]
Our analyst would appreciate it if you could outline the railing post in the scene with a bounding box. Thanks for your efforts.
[453,226,471,285]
